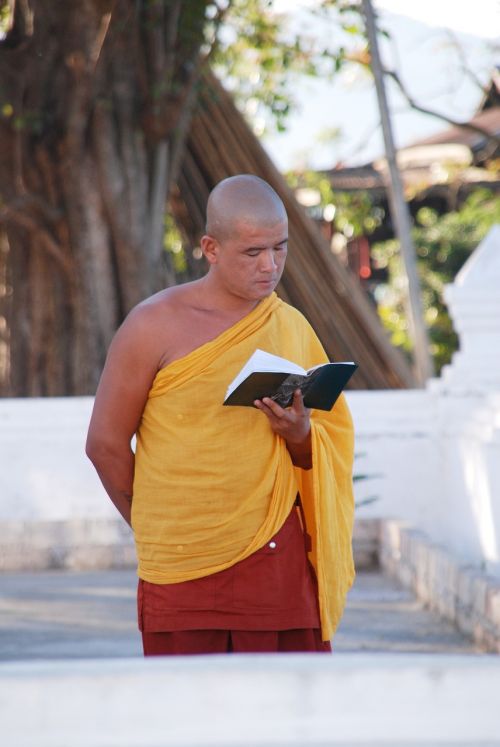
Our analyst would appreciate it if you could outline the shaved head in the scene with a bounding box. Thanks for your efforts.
[206,174,287,241]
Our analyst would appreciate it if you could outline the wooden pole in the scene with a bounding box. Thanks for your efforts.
[362,0,434,385]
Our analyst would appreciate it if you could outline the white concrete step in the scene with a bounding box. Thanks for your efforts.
[2,653,499,746]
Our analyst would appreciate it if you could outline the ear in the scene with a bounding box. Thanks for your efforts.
[200,235,219,265]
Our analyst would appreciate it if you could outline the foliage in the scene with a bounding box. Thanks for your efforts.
[285,171,500,374]
[212,0,363,133]
[372,189,500,372]
[285,169,384,237]
[163,214,187,276]
[0,2,10,36]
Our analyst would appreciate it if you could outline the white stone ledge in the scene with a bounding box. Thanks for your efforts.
[0,518,135,572]
[0,518,377,572]
[1,654,499,747]
[379,520,500,653]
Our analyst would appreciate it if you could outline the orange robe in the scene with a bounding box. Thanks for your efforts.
[132,293,355,641]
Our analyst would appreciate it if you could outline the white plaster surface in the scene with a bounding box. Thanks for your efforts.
[0,396,114,521]
[1,654,499,746]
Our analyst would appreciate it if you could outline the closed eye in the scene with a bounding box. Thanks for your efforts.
[245,241,288,257]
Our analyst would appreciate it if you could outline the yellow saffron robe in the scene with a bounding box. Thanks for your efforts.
[132,292,355,641]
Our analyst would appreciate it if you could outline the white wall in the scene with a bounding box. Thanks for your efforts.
[0,389,443,530]
[0,390,438,524]
[348,389,500,574]
[347,388,439,525]
[353,227,500,573]
[0,396,110,521]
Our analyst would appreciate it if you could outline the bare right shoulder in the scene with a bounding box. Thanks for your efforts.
[117,289,174,363]
[87,286,188,446]
[117,279,198,358]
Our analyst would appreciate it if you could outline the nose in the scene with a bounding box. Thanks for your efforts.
[259,249,277,273]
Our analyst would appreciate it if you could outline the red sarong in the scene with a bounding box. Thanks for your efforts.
[142,628,329,655]
[138,506,331,655]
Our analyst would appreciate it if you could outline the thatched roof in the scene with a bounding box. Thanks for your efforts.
[173,72,415,389]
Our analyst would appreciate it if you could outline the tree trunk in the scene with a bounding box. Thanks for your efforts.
[0,0,209,395]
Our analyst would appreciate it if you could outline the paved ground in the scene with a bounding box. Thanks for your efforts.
[0,568,481,660]
[334,572,482,654]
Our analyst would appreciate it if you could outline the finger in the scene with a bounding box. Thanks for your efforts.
[261,397,288,418]
[254,399,282,422]
[291,389,306,413]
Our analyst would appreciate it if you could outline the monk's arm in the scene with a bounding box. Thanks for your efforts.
[86,310,159,526]
[284,428,312,471]
[254,389,312,470]
[86,425,136,527]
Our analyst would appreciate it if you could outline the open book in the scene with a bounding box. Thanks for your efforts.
[223,349,358,411]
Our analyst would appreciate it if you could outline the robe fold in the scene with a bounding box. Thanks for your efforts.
[132,292,355,641]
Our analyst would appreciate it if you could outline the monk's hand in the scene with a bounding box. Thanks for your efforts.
[254,389,312,469]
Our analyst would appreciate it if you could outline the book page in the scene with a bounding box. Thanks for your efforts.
[226,349,307,399]
[306,361,356,374]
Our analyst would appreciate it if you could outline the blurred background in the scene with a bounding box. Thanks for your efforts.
[1,0,498,396]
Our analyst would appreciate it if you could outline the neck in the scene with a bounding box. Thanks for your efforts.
[195,274,266,315]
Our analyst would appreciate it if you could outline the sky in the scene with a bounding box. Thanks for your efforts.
[262,0,499,169]
[374,0,499,39]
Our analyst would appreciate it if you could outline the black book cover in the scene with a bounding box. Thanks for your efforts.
[224,362,357,411]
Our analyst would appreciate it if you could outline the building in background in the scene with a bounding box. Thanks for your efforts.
[298,72,500,296]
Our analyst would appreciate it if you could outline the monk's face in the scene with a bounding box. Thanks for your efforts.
[211,218,288,302]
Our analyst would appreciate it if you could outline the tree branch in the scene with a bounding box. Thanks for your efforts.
[3,193,62,225]
[386,68,500,150]
[0,205,72,277]
[89,7,114,71]
[445,30,494,103]
[164,0,182,87]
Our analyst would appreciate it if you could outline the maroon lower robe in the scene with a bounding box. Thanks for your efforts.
[138,504,332,655]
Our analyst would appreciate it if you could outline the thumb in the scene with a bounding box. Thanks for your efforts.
[292,388,305,412]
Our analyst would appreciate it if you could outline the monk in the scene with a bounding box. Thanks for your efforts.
[86,174,355,655]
